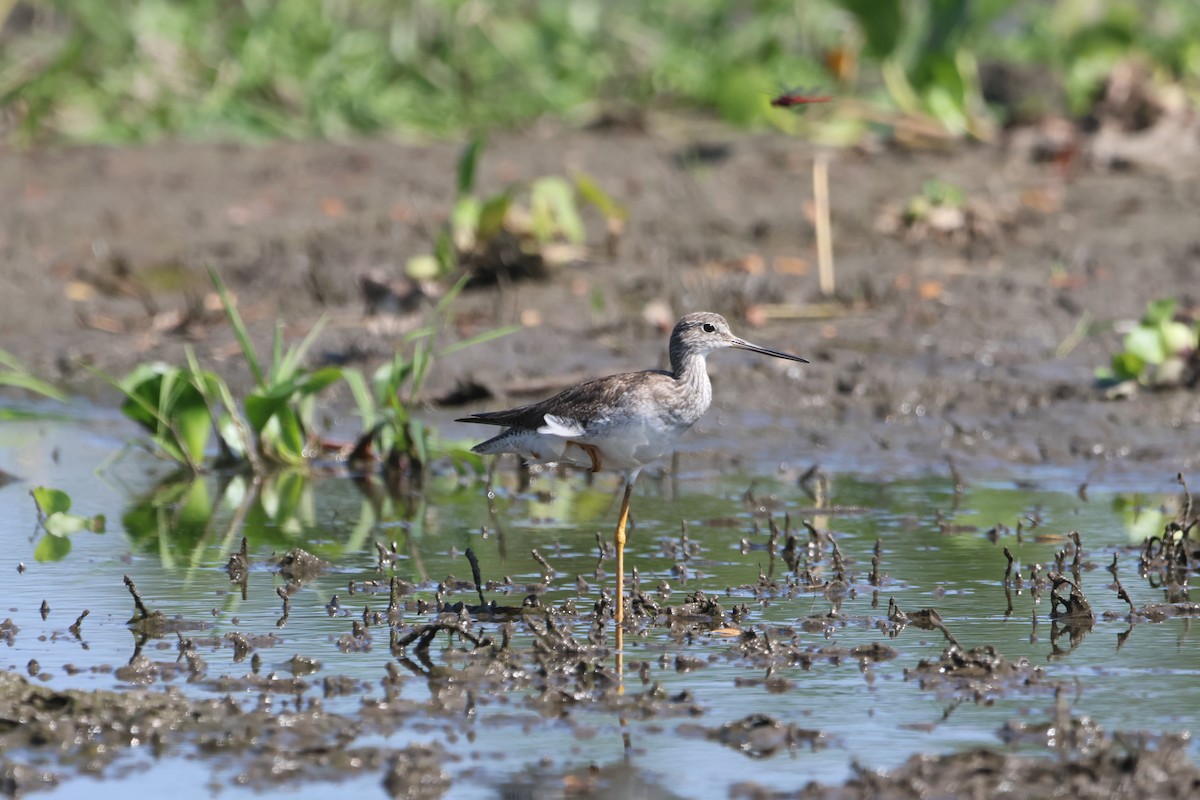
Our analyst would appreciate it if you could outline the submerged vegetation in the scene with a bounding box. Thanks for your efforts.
[3,0,1200,145]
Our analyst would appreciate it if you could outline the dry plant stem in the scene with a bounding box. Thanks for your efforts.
[813,155,835,296]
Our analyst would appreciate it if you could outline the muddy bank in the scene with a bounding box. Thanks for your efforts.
[1,125,1198,483]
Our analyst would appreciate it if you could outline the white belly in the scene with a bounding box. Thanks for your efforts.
[477,417,685,472]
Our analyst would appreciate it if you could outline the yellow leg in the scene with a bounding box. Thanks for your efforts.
[614,479,634,629]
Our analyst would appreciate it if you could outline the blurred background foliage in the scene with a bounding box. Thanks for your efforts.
[1,0,1199,146]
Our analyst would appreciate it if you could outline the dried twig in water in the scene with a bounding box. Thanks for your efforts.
[531,548,554,578]
[124,575,154,620]
[1178,472,1193,525]
[869,538,882,586]
[1114,577,1135,613]
[465,547,486,607]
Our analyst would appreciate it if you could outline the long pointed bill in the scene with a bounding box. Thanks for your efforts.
[729,337,809,363]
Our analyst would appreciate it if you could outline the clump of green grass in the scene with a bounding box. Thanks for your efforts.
[93,267,512,479]
[9,0,1197,146]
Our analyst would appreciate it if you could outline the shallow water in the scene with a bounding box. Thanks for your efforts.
[2,407,1198,798]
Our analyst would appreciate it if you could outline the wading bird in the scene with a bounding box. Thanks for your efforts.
[457,312,807,627]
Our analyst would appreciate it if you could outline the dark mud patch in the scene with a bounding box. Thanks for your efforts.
[731,727,1200,799]
[680,713,827,759]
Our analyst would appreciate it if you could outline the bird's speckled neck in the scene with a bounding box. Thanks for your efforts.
[669,336,713,425]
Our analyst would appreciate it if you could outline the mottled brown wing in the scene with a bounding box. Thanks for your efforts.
[455,370,671,430]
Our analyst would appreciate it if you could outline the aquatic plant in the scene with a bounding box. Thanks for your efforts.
[346,276,517,482]
[30,486,105,561]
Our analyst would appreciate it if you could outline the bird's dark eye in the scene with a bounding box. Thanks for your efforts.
[701,323,716,333]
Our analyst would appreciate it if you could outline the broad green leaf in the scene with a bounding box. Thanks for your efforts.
[117,363,176,430]
[434,229,457,273]
[837,0,904,59]
[35,534,72,562]
[298,367,344,397]
[457,136,485,197]
[477,191,512,243]
[451,196,481,250]
[1125,325,1166,366]
[244,391,284,434]
[174,387,214,463]
[1161,321,1195,355]
[1111,351,1145,381]
[260,406,307,464]
[33,486,71,515]
[712,67,773,126]
[44,512,87,537]
[924,85,968,135]
[531,177,584,244]
[1143,298,1176,327]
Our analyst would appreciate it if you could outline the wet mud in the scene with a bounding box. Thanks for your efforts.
[4,484,1199,797]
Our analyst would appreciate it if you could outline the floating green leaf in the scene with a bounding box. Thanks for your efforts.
[43,512,87,537]
[32,486,71,516]
[35,534,72,562]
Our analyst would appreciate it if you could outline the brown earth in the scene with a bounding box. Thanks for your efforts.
[2,120,1199,483]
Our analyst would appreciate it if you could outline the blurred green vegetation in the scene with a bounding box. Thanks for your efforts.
[1,0,1199,145]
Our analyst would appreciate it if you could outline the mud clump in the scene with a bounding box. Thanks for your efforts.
[732,728,1200,799]
[1,759,58,796]
[276,548,330,584]
[905,644,1047,701]
[682,713,825,759]
[382,744,452,799]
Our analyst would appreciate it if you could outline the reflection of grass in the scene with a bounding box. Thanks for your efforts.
[5,1,1199,145]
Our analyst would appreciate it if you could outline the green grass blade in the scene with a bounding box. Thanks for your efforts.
[437,324,520,358]
[341,368,377,430]
[0,348,67,401]
[208,266,264,387]
[457,136,485,196]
